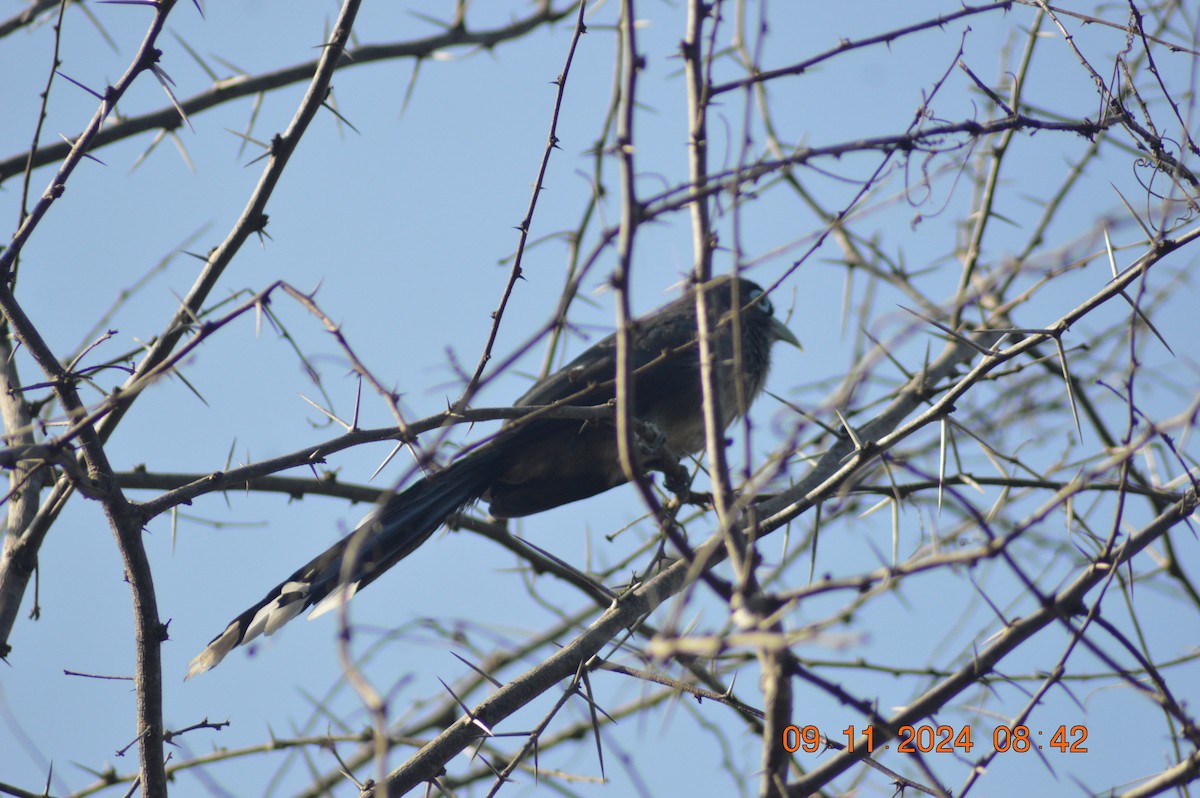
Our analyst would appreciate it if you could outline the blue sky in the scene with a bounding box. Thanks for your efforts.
[2,2,1198,797]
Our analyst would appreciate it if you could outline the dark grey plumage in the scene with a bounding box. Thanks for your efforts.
[187,275,798,677]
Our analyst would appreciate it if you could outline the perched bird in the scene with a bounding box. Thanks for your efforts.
[187,275,798,677]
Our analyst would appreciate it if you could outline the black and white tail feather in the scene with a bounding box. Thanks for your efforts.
[185,276,799,678]
[185,454,496,679]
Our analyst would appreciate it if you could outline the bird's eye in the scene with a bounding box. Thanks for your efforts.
[747,287,773,315]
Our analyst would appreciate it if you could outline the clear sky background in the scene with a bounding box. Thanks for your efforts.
[2,2,1198,797]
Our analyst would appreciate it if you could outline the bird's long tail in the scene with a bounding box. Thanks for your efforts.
[186,451,497,678]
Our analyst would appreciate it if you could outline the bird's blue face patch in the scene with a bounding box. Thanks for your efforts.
[747,286,772,316]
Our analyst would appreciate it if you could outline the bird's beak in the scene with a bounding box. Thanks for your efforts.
[771,317,802,351]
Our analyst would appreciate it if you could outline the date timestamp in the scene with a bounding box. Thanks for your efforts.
[782,724,1089,754]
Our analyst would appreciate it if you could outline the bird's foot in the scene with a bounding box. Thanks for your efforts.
[633,419,668,458]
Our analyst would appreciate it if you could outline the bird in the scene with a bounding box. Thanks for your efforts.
[186,274,799,677]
